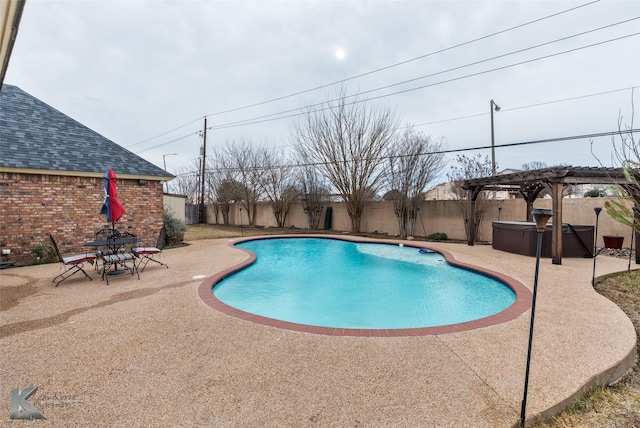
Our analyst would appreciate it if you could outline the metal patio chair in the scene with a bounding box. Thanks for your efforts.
[49,234,96,286]
[133,226,169,272]
[101,231,140,285]
[93,227,118,273]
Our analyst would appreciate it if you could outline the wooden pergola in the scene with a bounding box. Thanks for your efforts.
[462,166,639,265]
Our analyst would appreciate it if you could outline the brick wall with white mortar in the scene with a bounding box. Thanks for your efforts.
[0,172,164,262]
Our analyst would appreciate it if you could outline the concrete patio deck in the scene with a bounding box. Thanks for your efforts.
[1,236,636,427]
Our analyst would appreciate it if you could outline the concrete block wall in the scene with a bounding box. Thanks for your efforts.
[0,172,165,262]
[216,197,635,247]
[163,193,186,223]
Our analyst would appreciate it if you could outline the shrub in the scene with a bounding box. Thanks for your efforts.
[32,242,57,264]
[584,188,606,197]
[164,209,187,246]
[427,232,448,241]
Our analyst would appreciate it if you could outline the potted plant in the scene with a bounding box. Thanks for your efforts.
[603,235,624,249]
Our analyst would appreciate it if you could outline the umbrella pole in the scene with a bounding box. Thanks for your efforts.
[110,222,119,272]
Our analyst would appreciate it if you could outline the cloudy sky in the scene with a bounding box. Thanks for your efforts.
[5,0,640,181]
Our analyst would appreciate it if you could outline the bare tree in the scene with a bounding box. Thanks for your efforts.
[292,90,400,233]
[208,161,242,225]
[205,148,244,225]
[520,161,547,171]
[299,166,330,229]
[223,138,265,226]
[169,161,200,205]
[447,153,493,242]
[260,148,299,228]
[520,161,578,197]
[605,92,639,233]
[384,128,446,237]
[205,151,221,223]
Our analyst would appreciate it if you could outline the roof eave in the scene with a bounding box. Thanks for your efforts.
[0,166,175,181]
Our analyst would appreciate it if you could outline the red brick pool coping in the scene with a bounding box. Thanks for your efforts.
[198,235,532,336]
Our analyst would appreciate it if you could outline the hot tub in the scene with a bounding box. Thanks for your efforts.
[492,221,594,258]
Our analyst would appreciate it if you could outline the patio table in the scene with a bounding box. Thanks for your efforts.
[85,236,141,248]
[85,235,141,283]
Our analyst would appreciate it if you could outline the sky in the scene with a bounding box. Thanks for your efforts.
[4,0,640,184]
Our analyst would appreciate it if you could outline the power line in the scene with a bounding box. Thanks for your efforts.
[201,0,601,118]
[135,0,600,146]
[292,129,640,166]
[363,33,640,105]
[207,18,639,130]
[502,87,640,114]
[127,117,203,149]
[208,32,640,131]
[412,86,639,127]
[144,82,639,155]
[171,128,639,177]
[135,131,200,154]
[440,129,640,156]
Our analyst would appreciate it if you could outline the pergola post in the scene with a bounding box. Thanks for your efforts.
[635,205,640,265]
[636,228,639,265]
[521,187,544,222]
[551,181,563,265]
[460,167,631,264]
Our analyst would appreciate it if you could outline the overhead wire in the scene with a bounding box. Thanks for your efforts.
[207,31,640,131]
[132,0,601,147]
[164,86,640,155]
[412,86,640,127]
[201,0,601,118]
[207,18,639,130]
[127,117,202,149]
[172,128,639,177]
[135,131,200,154]
[142,80,640,155]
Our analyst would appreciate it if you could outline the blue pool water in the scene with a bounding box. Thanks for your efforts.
[213,238,516,329]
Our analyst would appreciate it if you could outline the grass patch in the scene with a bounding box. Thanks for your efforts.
[184,224,339,241]
[185,224,245,240]
[183,224,478,244]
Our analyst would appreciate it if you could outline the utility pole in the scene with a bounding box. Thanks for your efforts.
[490,99,500,176]
[200,117,207,224]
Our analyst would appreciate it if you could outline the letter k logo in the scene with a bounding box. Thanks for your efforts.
[10,386,46,420]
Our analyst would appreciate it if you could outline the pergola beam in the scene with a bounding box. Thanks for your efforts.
[462,167,630,189]
[462,166,633,265]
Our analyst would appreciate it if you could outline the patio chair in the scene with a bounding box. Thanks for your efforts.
[133,226,169,272]
[101,231,140,285]
[93,227,117,272]
[49,234,96,287]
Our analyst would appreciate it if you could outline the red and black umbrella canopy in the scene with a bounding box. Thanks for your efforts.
[100,169,126,224]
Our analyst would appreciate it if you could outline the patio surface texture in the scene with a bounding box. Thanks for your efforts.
[1,235,636,427]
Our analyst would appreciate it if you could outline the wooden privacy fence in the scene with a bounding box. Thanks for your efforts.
[185,205,199,225]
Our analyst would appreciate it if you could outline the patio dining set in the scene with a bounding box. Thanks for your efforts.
[48,169,168,287]
[49,226,168,286]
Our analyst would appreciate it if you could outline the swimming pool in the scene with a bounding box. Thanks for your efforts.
[202,236,531,336]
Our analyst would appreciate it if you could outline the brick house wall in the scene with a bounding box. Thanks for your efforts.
[0,172,164,261]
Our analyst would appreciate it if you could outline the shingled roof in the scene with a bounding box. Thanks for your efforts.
[0,84,173,180]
